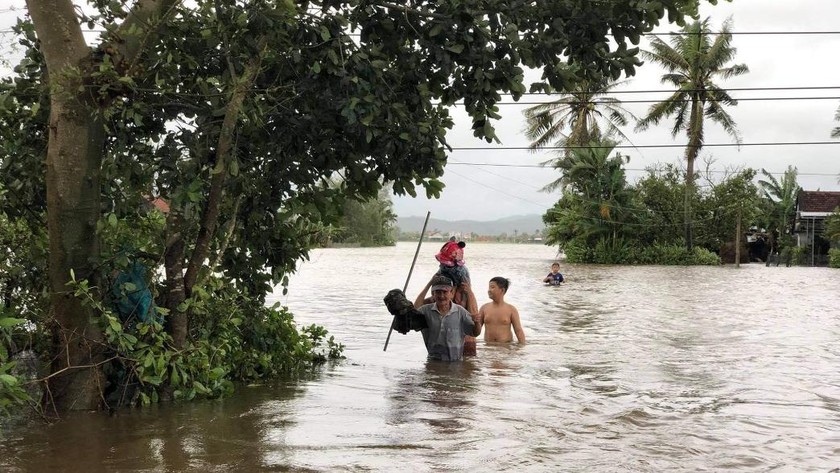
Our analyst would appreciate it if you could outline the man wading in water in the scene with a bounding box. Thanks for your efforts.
[413,275,482,361]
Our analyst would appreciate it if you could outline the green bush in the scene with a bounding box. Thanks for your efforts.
[829,248,840,268]
[0,315,31,415]
[561,240,593,264]
[69,273,344,408]
[592,238,635,264]
[691,247,722,266]
[791,246,809,266]
[562,240,720,266]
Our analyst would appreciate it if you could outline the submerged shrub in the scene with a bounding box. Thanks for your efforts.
[69,276,344,408]
[564,241,719,265]
[0,316,31,415]
[561,240,592,264]
[829,248,840,268]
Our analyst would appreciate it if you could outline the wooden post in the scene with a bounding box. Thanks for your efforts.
[735,208,741,268]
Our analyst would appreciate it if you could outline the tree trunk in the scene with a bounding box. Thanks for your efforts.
[28,0,107,413]
[683,98,704,252]
[162,210,188,348]
[182,54,264,295]
[28,0,178,412]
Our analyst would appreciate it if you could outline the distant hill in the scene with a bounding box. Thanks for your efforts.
[396,214,544,236]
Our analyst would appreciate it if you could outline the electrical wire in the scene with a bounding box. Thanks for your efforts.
[446,161,840,177]
[486,96,840,105]
[449,142,840,150]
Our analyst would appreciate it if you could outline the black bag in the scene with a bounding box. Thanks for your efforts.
[383,289,428,334]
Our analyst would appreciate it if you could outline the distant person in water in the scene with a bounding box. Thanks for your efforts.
[543,262,564,286]
[435,237,470,287]
[413,275,482,361]
[478,277,525,344]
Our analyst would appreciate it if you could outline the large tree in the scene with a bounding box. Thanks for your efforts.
[635,18,748,250]
[333,188,397,247]
[16,0,720,411]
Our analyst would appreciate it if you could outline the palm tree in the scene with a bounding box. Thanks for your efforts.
[524,79,636,192]
[544,139,638,248]
[758,166,800,253]
[635,18,749,250]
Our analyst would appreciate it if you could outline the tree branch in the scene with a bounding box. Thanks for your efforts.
[107,0,182,76]
[183,43,267,293]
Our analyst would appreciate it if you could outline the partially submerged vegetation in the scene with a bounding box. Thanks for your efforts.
[2,0,725,415]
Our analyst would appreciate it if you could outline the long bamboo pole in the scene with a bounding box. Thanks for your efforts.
[383,210,431,351]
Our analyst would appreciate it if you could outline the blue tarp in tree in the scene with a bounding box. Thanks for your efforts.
[111,261,159,323]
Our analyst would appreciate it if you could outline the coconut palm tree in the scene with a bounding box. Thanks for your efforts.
[524,79,636,192]
[543,139,638,249]
[635,18,749,250]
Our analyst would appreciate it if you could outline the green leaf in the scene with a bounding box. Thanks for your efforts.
[445,44,464,54]
[170,368,180,386]
[209,367,225,380]
[143,375,162,386]
[0,374,19,386]
[0,317,25,328]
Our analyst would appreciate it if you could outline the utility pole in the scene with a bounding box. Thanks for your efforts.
[735,208,741,268]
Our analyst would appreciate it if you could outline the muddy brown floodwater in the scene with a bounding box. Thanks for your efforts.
[2,243,839,471]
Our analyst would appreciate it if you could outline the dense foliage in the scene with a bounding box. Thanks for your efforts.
[332,189,397,247]
[542,138,767,265]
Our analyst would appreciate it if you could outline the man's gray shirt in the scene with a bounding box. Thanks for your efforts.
[417,303,475,361]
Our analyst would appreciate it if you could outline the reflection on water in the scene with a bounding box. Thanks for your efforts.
[2,243,840,471]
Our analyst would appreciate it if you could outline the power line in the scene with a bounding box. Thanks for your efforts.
[450,141,840,150]
[646,31,840,36]
[447,161,840,177]
[494,86,840,98]
[536,86,840,95]
[445,168,553,209]
[488,96,840,105]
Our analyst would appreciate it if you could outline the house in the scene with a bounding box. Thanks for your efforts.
[141,195,170,214]
[428,232,445,241]
[793,190,840,261]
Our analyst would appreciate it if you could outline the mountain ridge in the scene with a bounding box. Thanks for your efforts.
[396,214,544,236]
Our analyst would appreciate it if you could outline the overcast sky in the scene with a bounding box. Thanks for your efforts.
[392,0,840,220]
[2,1,839,221]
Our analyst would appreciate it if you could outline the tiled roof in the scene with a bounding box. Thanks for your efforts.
[797,190,840,213]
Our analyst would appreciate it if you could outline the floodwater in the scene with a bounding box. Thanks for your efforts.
[2,242,840,472]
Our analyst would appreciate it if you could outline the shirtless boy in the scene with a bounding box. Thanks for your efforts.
[478,277,525,343]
